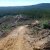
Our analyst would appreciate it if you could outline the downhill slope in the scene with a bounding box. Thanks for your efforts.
[0,25,33,50]
[0,25,50,50]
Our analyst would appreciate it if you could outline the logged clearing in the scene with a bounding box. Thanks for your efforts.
[0,25,50,50]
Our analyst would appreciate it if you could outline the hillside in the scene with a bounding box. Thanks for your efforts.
[0,3,50,17]
[0,15,50,50]
[0,22,50,50]
[0,3,50,50]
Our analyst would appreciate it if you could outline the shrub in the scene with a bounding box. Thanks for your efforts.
[43,23,50,29]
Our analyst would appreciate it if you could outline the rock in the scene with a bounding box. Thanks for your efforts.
[32,20,40,26]
[28,20,40,28]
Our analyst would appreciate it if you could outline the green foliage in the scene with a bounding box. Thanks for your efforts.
[0,23,12,32]
[0,8,50,20]
[43,23,50,29]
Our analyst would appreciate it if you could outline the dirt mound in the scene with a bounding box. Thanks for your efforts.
[0,25,50,50]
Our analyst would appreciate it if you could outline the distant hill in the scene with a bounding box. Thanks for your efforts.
[0,3,50,10]
[0,3,50,17]
[21,3,50,9]
[32,3,50,9]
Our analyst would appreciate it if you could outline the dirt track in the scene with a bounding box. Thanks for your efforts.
[0,25,50,50]
[0,25,33,50]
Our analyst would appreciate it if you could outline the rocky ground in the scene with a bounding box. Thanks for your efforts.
[0,15,50,50]
[0,25,50,50]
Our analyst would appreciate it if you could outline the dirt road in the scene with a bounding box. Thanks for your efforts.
[0,25,33,50]
[0,25,49,50]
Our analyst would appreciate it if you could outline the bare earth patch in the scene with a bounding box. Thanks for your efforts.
[0,25,50,50]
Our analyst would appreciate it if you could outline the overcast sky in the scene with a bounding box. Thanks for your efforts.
[0,0,50,6]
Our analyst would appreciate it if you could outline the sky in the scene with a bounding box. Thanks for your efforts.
[0,0,50,6]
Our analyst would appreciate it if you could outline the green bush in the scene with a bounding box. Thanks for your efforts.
[43,23,50,29]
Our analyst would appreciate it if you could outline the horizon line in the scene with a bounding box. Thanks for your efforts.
[0,3,50,7]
